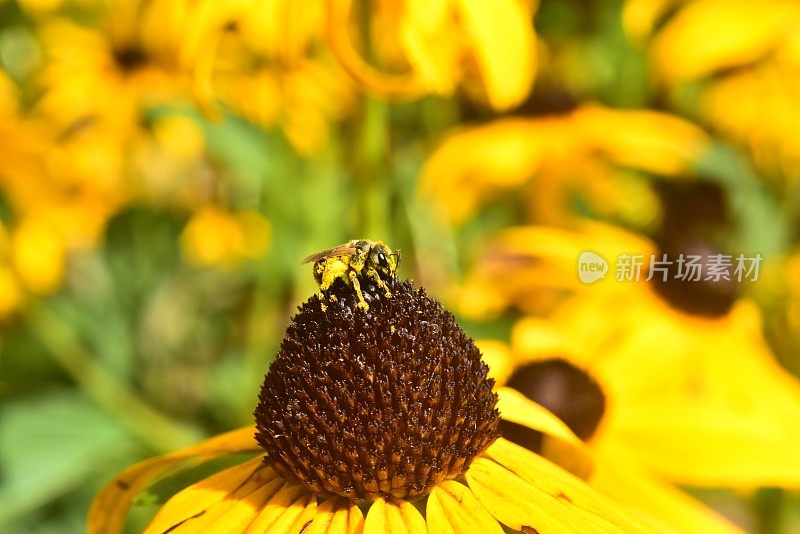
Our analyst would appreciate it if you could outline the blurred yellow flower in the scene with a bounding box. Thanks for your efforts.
[504,297,800,487]
[328,0,537,110]
[631,0,800,175]
[34,12,185,135]
[456,222,655,319]
[420,105,709,227]
[11,216,67,295]
[467,224,800,491]
[181,206,271,267]
[495,384,743,534]
[178,0,355,154]
[0,266,23,317]
[648,0,800,84]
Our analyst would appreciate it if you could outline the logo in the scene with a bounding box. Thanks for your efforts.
[578,251,608,284]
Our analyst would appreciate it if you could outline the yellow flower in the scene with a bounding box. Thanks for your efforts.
[628,0,800,175]
[327,0,537,110]
[89,279,654,533]
[455,222,655,319]
[0,223,23,317]
[464,223,800,531]
[419,105,709,227]
[494,385,743,534]
[34,10,186,136]
[10,216,67,296]
[169,0,356,154]
[180,206,271,267]
[537,293,800,488]
[646,0,800,84]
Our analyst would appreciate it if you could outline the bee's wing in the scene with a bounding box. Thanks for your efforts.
[301,244,358,264]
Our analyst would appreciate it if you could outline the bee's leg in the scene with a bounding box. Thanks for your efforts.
[313,264,337,307]
[366,268,392,298]
[348,270,369,311]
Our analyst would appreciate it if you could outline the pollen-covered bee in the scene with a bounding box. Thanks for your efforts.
[302,239,400,311]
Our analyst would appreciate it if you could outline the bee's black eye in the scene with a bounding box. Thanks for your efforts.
[376,252,388,267]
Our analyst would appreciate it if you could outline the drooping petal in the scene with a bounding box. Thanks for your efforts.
[454,0,536,110]
[496,387,593,478]
[472,440,654,533]
[608,405,800,487]
[426,480,503,534]
[364,498,427,534]
[650,0,800,83]
[573,106,711,176]
[399,0,457,95]
[144,457,273,533]
[622,0,682,43]
[88,426,259,533]
[590,452,744,534]
[306,497,365,534]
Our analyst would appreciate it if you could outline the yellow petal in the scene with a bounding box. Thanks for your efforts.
[496,387,593,478]
[242,481,316,534]
[426,480,503,534]
[496,387,584,448]
[622,0,681,43]
[419,120,547,225]
[574,106,710,175]
[88,426,259,534]
[651,0,800,82]
[364,498,427,534]
[475,339,515,385]
[306,497,365,534]
[503,320,574,368]
[454,0,536,109]
[11,217,66,295]
[591,453,744,534]
[144,457,270,533]
[608,406,800,487]
[475,439,654,532]
[399,0,457,94]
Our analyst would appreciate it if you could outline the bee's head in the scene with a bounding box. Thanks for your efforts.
[370,243,400,278]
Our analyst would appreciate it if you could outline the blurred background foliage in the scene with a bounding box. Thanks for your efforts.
[1,0,800,532]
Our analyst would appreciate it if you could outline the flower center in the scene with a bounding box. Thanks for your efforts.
[254,278,500,502]
[502,359,606,447]
[651,180,737,318]
[649,241,738,318]
[112,44,148,73]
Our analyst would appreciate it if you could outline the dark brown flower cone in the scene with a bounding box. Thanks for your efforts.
[254,277,499,502]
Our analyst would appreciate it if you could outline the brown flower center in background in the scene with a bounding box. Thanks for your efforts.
[650,241,738,318]
[112,44,149,73]
[651,180,738,318]
[254,278,499,502]
[502,358,606,449]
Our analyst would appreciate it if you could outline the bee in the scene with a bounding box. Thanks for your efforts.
[302,239,400,311]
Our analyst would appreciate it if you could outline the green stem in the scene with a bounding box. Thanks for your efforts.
[350,0,391,238]
[26,307,204,453]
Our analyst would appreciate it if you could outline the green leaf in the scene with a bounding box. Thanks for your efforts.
[0,389,140,526]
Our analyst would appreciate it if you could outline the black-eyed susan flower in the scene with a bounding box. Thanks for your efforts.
[326,0,537,110]
[625,0,800,176]
[180,0,355,154]
[34,9,187,136]
[88,277,656,533]
[465,222,800,531]
[419,104,709,229]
